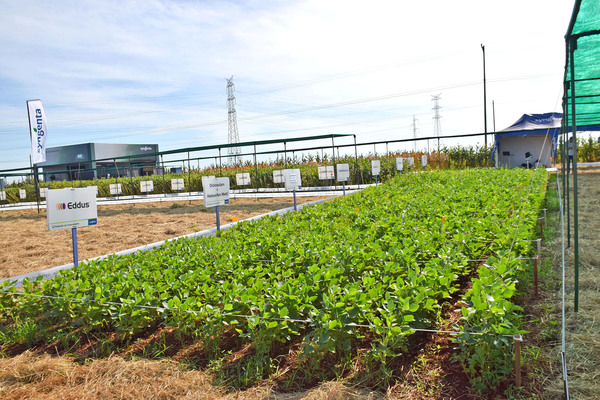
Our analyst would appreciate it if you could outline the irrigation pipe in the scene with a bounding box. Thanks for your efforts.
[238,255,538,266]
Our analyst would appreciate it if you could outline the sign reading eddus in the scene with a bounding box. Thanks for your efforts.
[46,187,97,231]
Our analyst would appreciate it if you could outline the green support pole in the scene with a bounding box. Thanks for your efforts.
[254,145,258,192]
[188,151,192,197]
[331,135,336,186]
[569,39,580,312]
[354,134,360,186]
[161,155,166,197]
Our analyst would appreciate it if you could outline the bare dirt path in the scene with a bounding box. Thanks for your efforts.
[0,196,331,279]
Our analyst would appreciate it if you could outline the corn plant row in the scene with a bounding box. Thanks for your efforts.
[2,147,493,203]
[0,168,547,387]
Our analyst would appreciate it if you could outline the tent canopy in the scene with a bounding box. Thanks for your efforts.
[492,113,562,168]
[500,112,562,133]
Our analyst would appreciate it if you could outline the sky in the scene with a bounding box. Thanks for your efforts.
[0,0,577,174]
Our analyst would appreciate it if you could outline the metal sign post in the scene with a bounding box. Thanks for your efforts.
[202,176,230,233]
[72,228,79,267]
[216,205,221,231]
[371,160,381,186]
[337,163,350,196]
[46,187,98,268]
[283,169,301,211]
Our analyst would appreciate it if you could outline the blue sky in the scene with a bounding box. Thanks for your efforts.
[0,0,575,173]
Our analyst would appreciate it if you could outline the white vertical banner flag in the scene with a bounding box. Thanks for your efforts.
[27,99,48,165]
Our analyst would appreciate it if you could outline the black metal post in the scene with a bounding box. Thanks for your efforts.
[481,44,488,148]
[569,39,580,312]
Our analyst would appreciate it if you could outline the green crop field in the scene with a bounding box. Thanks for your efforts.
[0,167,547,391]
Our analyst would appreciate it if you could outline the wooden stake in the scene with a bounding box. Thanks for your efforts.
[514,334,523,387]
[534,257,539,297]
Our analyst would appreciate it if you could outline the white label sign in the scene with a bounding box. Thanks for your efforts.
[236,173,251,186]
[46,187,98,231]
[202,176,230,207]
[140,180,154,192]
[273,170,284,184]
[0,192,5,201]
[421,155,428,167]
[283,169,301,191]
[90,186,99,196]
[39,187,48,198]
[407,157,415,167]
[171,178,184,191]
[19,189,27,199]
[109,183,122,195]
[371,160,381,176]
[337,163,350,182]
[318,166,335,180]
[396,158,403,171]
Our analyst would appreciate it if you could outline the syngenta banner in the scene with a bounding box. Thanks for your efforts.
[27,99,48,165]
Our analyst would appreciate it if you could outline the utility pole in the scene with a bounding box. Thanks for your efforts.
[226,76,242,165]
[492,100,496,132]
[481,44,488,148]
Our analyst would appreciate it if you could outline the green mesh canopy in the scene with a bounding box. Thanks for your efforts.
[564,0,600,129]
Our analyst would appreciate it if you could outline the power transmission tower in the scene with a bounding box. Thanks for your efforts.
[432,94,443,155]
[227,76,242,165]
[411,115,418,153]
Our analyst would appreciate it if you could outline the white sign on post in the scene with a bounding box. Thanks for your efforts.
[371,160,381,176]
[202,176,230,207]
[46,187,98,231]
[171,178,184,191]
[283,169,302,191]
[396,158,404,171]
[273,170,284,184]
[236,173,251,186]
[318,166,335,180]
[336,163,350,182]
[421,155,428,167]
[407,157,415,167]
[109,183,122,195]
[140,180,154,193]
[0,192,5,201]
[19,189,27,200]
[39,187,48,198]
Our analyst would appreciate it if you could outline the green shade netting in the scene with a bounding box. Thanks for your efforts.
[564,0,600,128]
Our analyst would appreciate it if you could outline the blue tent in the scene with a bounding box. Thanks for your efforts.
[493,113,562,168]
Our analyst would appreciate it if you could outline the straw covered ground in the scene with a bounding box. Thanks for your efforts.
[0,196,331,280]
[538,165,600,399]
[0,352,381,400]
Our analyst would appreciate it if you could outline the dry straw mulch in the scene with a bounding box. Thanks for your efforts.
[541,166,600,399]
[0,352,381,400]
